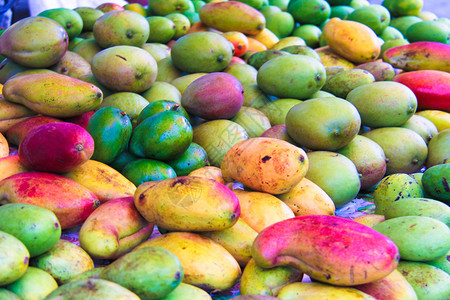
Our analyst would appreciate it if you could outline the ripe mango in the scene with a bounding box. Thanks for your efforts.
[0,231,29,286]
[5,115,61,146]
[0,155,29,181]
[2,73,103,118]
[277,282,376,299]
[5,266,58,300]
[252,215,400,286]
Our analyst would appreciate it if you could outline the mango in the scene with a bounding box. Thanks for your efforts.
[50,50,92,80]
[252,215,400,286]
[18,122,94,173]
[422,164,450,204]
[426,129,450,167]
[5,115,61,146]
[38,7,83,40]
[79,197,153,260]
[232,296,279,300]
[240,258,302,297]
[322,18,381,64]
[167,143,208,176]
[156,57,183,83]
[62,159,136,203]
[315,46,355,70]
[259,98,302,126]
[171,73,208,94]
[71,38,102,64]
[261,124,298,146]
[0,155,29,181]
[31,239,94,284]
[221,137,308,194]
[425,249,450,274]
[99,247,183,299]
[141,81,181,104]
[45,279,140,299]
[0,289,20,300]
[416,110,450,132]
[199,1,265,35]
[276,282,376,300]
[247,50,290,70]
[277,177,336,216]
[0,16,68,68]
[69,267,105,283]
[158,282,212,300]
[2,73,103,118]
[401,114,439,144]
[352,214,386,228]
[384,198,450,226]
[0,172,100,229]
[5,266,58,300]
[353,61,396,81]
[397,261,450,300]
[0,231,29,286]
[188,166,227,185]
[0,95,37,133]
[0,203,61,257]
[135,232,241,291]
[231,106,271,138]
[321,69,375,98]
[134,176,240,232]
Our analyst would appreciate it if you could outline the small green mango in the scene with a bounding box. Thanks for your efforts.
[99,247,184,299]
[0,289,21,300]
[74,7,104,32]
[231,106,271,138]
[45,279,140,299]
[158,283,212,300]
[242,83,271,109]
[38,8,83,40]
[384,198,450,226]
[141,82,181,104]
[247,50,290,70]
[259,98,302,126]
[321,68,375,98]
[422,163,450,204]
[155,57,183,83]
[0,203,61,257]
[137,100,189,124]
[0,231,29,286]
[71,38,102,64]
[373,216,450,262]
[166,142,208,176]
[426,129,450,168]
[6,266,58,300]
[122,159,177,186]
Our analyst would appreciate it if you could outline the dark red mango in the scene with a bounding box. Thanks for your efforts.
[63,110,95,129]
[393,70,450,112]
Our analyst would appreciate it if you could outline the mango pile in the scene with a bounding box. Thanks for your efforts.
[0,0,449,299]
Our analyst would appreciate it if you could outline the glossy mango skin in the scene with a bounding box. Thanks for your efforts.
[252,215,400,286]
[0,172,100,229]
[79,196,153,260]
[5,115,62,146]
[422,164,450,204]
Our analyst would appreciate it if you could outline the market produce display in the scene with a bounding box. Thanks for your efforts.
[0,0,449,299]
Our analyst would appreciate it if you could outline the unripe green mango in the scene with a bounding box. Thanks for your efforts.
[425,249,450,274]
[231,106,271,138]
[141,82,181,104]
[45,279,140,299]
[422,163,450,204]
[0,289,20,300]
[242,83,271,109]
[385,198,450,226]
[0,231,29,286]
[38,8,83,40]
[426,129,450,168]
[158,283,212,300]
[156,57,183,83]
[166,142,208,176]
[69,267,105,283]
[74,7,104,32]
[71,38,102,64]
[259,98,302,126]
[247,50,290,70]
[0,16,68,68]
[373,216,450,261]
[100,247,184,299]
[6,266,58,300]
[321,68,375,98]
[400,114,439,144]
[0,203,61,257]
[31,239,94,284]
[0,59,27,84]
[2,73,103,118]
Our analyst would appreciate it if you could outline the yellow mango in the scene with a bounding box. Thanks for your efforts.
[416,110,450,132]
[233,189,295,233]
[315,46,355,70]
[188,166,227,185]
[0,155,29,181]
[278,178,335,216]
[277,282,376,300]
[249,28,279,49]
[352,214,386,228]
[322,18,381,64]
[61,159,136,203]
[0,132,8,158]
[135,232,241,292]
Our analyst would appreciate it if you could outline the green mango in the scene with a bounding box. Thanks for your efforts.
[242,83,272,109]
[425,249,450,274]
[99,247,184,299]
[86,106,132,164]
[78,73,114,98]
[400,114,439,144]
[280,45,321,61]
[231,106,271,138]
[166,13,191,40]
[0,203,61,257]
[155,57,183,83]
[0,289,21,300]
[321,69,375,98]
[240,259,302,296]
[384,198,450,226]
[141,82,181,104]
[137,100,189,124]
[166,142,208,176]
[0,59,27,84]
[146,17,176,44]
[69,267,105,283]
[50,50,92,80]
[148,0,192,16]
[0,16,69,68]
[31,239,94,284]
[6,266,58,299]
[45,278,140,299]
[130,110,193,161]
[122,159,177,186]
[97,92,149,127]
[373,173,424,215]
[74,7,104,32]
[71,38,102,64]
[426,129,450,168]
[171,72,207,95]
[247,50,291,70]
[259,98,302,126]
[373,216,450,261]
[224,63,258,85]
[109,151,137,172]
[0,231,29,286]
[422,164,450,204]
[141,43,170,62]
[158,283,212,300]
[397,261,450,300]
[38,8,83,40]
[170,31,234,73]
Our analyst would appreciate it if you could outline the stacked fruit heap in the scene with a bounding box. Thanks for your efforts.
[0,0,449,299]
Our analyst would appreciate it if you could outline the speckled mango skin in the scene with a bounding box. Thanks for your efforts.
[252,215,400,286]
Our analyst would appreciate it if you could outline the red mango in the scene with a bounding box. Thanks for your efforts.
[5,115,62,146]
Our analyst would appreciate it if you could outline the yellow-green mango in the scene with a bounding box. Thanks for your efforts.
[158,283,212,300]
[0,289,20,300]
[45,279,140,300]
[99,247,183,299]
[71,38,102,64]
[135,232,241,292]
[373,216,450,261]
[141,43,170,62]
[321,69,375,98]
[240,258,302,297]
[352,214,386,228]
[171,73,207,94]
[96,92,149,127]
[397,261,450,300]
[259,98,302,126]
[400,114,439,144]
[426,129,450,168]
[422,163,450,204]
[0,203,61,257]
[231,106,271,138]
[50,50,92,80]
[0,231,29,286]
[384,198,450,226]
[247,50,290,70]
[277,282,376,300]
[353,61,396,81]
[425,249,450,274]
[2,73,103,118]
[141,81,181,104]
[242,83,271,109]
[31,239,94,284]
[5,266,58,300]
[155,57,183,82]
[69,267,105,283]
[134,176,240,232]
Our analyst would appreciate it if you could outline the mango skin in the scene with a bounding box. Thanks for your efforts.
[45,278,140,300]
[0,231,29,286]
[2,73,103,118]
[321,69,375,98]
[5,266,58,300]
[79,196,153,260]
[373,216,450,262]
[0,203,61,257]
[134,176,240,232]
[221,137,309,195]
[0,155,29,181]
[240,258,303,297]
[277,282,376,300]
[5,115,62,146]
[135,232,241,292]
[0,172,100,229]
[422,164,450,204]
[0,17,68,68]
[0,289,21,300]
[252,215,400,286]
[99,247,183,300]
[158,282,212,300]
